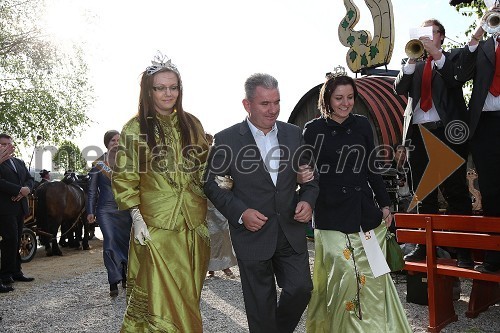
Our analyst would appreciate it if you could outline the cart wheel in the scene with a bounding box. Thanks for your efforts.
[20,228,37,263]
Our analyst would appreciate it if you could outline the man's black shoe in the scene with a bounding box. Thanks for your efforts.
[1,277,14,285]
[403,245,426,262]
[456,250,474,269]
[0,283,14,293]
[12,275,34,282]
[474,263,500,274]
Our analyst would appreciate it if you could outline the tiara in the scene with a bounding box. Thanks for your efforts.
[325,66,348,80]
[145,51,179,76]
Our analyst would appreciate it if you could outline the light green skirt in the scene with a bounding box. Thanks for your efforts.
[121,214,210,333]
[306,223,412,333]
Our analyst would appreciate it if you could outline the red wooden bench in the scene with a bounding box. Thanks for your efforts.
[395,213,500,333]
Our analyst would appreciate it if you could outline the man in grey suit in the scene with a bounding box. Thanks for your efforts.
[394,19,473,267]
[204,73,319,333]
[452,2,500,273]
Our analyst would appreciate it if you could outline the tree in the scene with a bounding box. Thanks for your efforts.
[52,140,87,173]
[449,1,488,100]
[0,0,93,146]
[452,1,488,36]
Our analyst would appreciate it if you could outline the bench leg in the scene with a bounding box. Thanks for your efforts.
[428,275,458,333]
[466,280,500,318]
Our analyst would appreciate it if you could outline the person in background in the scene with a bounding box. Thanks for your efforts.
[204,73,319,333]
[39,169,50,184]
[450,0,500,273]
[87,130,132,297]
[392,144,413,213]
[0,144,14,164]
[0,133,35,292]
[112,54,210,332]
[0,141,17,293]
[304,73,411,332]
[205,133,237,279]
[393,18,473,268]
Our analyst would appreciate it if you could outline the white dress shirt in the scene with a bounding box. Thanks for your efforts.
[403,53,445,124]
[246,118,280,186]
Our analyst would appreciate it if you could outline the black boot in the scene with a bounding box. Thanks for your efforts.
[404,244,426,261]
[110,283,119,297]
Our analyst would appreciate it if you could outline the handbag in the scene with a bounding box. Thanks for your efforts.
[385,230,405,272]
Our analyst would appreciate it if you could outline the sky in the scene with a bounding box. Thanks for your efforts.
[29,0,477,170]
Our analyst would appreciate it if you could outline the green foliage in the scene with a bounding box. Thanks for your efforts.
[450,2,488,101]
[52,140,87,173]
[0,0,93,146]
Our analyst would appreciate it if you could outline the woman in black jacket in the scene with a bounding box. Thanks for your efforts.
[304,73,411,332]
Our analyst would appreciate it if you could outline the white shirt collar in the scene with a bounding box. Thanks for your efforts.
[246,118,278,137]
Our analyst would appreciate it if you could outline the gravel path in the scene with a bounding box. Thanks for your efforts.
[0,236,498,332]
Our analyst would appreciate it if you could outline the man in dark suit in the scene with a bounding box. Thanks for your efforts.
[204,73,319,333]
[394,19,473,267]
[0,133,35,291]
[453,3,500,272]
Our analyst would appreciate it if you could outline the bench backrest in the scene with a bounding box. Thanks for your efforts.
[394,213,500,251]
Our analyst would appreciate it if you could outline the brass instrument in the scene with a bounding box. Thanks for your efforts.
[405,39,424,59]
[481,9,500,35]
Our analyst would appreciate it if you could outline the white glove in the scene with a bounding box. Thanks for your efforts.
[130,207,151,245]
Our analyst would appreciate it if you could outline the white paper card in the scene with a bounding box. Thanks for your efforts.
[359,228,390,278]
[409,26,433,41]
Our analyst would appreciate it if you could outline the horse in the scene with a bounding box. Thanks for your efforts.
[35,176,89,256]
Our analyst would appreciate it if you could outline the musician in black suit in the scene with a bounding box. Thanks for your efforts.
[394,19,473,267]
[0,133,35,290]
[204,73,319,333]
[452,4,500,272]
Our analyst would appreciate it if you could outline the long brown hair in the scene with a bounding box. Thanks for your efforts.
[137,67,198,156]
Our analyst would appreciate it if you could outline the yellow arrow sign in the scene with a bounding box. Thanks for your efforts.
[407,125,465,212]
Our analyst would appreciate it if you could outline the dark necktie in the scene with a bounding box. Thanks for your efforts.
[420,56,433,112]
[489,38,500,97]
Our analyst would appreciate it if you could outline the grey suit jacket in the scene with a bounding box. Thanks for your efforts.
[393,50,468,142]
[203,120,319,261]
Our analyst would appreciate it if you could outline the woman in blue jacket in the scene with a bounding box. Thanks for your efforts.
[87,130,132,296]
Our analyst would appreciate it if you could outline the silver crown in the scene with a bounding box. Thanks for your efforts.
[145,51,180,76]
[325,66,348,80]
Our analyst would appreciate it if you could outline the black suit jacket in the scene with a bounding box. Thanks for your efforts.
[0,158,34,216]
[454,37,496,138]
[303,115,391,233]
[204,120,319,261]
[394,50,468,142]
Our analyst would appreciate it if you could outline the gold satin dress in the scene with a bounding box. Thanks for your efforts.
[112,112,210,332]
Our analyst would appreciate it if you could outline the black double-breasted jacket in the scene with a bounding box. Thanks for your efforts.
[303,114,391,233]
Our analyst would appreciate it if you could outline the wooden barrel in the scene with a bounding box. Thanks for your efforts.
[288,75,407,148]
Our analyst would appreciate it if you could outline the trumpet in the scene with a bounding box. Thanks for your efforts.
[481,9,500,35]
[405,39,424,60]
